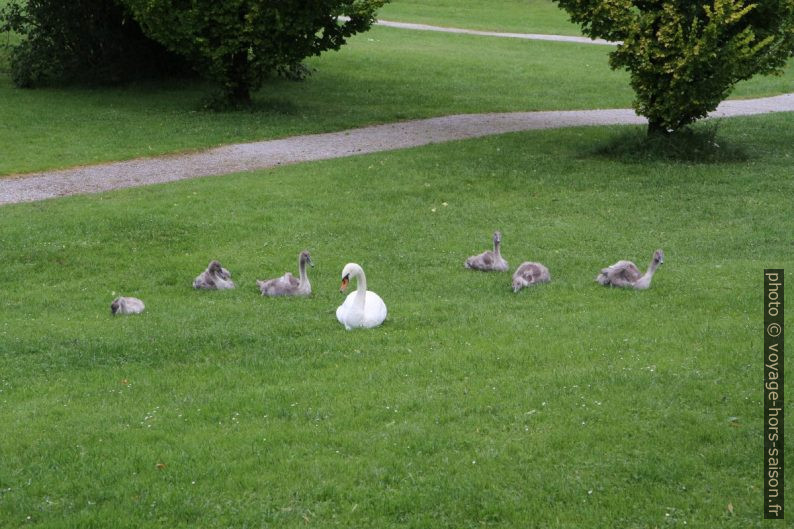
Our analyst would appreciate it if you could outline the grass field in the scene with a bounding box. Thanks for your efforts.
[1,113,792,528]
[380,0,582,35]
[1,1,793,527]
[0,27,634,176]
[0,12,792,176]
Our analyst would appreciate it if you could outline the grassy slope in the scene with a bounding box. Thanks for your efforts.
[381,0,582,35]
[0,23,791,176]
[3,0,577,36]
[0,28,630,176]
[0,114,791,528]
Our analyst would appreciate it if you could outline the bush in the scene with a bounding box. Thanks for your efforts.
[552,0,794,134]
[0,0,189,87]
[119,0,387,107]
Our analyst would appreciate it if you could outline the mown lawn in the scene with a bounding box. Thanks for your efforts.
[1,113,792,528]
[0,22,792,176]
[381,0,582,35]
[0,25,630,176]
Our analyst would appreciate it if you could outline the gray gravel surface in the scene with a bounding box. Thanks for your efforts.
[373,19,617,45]
[1,93,792,206]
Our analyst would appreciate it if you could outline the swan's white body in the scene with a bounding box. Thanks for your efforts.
[336,263,387,330]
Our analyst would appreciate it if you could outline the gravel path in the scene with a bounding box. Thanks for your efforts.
[373,19,617,45]
[2,93,793,206]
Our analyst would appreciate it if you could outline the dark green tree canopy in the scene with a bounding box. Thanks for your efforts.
[120,0,387,106]
[0,0,187,87]
[553,0,794,133]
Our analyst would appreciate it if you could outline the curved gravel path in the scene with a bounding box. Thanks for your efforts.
[372,19,617,46]
[1,93,793,206]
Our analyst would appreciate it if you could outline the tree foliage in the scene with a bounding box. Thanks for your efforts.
[119,0,387,107]
[553,0,794,133]
[0,0,187,87]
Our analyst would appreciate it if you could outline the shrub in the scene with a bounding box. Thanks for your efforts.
[119,0,387,107]
[0,0,189,87]
[552,0,794,134]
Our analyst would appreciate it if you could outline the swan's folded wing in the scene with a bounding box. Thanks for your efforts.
[193,271,216,289]
[517,262,549,284]
[258,273,296,295]
[363,292,388,328]
[336,292,359,329]
[466,251,495,270]
[283,272,299,288]
[217,276,235,289]
[606,261,642,286]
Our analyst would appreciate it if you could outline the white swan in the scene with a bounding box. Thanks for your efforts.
[336,263,387,330]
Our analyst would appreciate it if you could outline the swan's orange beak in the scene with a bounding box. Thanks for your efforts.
[339,276,349,293]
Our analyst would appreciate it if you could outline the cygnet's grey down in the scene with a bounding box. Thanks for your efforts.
[257,251,313,297]
[193,260,235,290]
[110,296,145,315]
[465,231,509,271]
[596,249,664,290]
[512,262,551,292]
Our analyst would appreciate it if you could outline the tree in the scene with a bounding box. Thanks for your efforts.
[0,0,187,87]
[120,0,387,107]
[552,0,794,134]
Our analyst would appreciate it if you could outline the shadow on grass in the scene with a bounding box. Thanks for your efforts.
[249,97,300,116]
[198,91,300,115]
[590,123,749,164]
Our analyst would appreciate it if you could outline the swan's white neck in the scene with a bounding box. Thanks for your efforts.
[493,239,501,258]
[354,266,367,298]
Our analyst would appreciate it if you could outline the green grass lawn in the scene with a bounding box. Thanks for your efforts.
[0,27,631,176]
[1,23,792,177]
[1,113,792,528]
[381,0,582,35]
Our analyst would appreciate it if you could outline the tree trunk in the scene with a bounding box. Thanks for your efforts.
[230,82,251,106]
[227,49,251,106]
[647,120,669,137]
